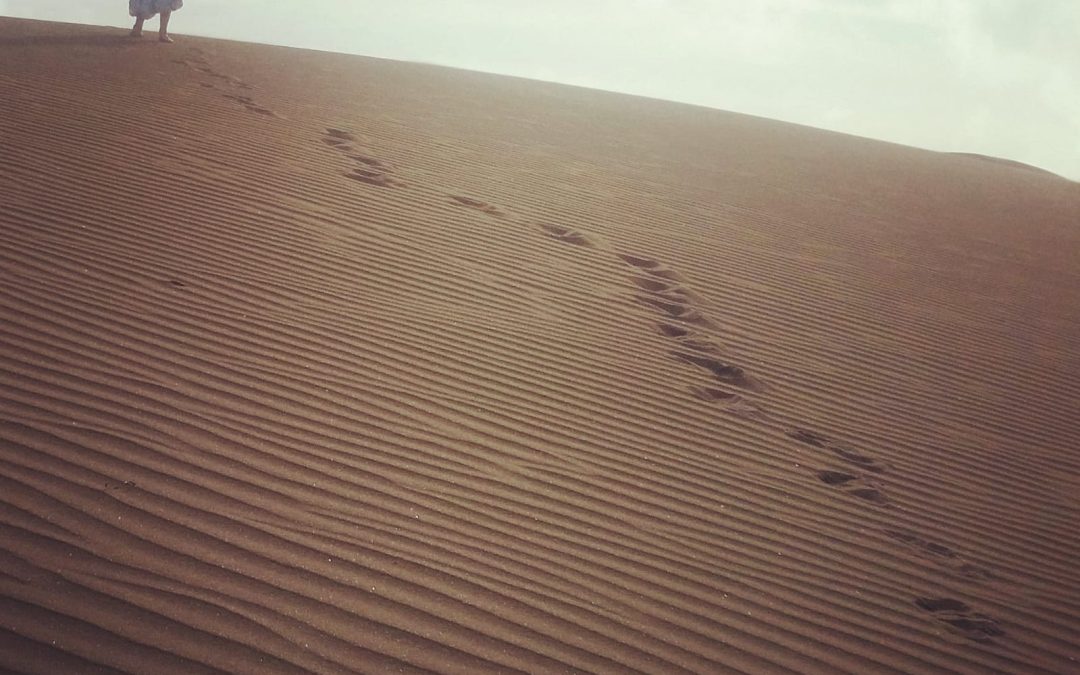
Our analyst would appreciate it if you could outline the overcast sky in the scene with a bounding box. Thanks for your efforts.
[3,0,1077,179]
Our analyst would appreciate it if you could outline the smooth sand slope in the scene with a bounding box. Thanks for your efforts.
[2,17,1079,674]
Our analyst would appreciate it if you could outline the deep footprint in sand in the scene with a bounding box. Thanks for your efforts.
[541,224,592,246]
[915,597,1004,643]
[323,131,402,186]
[631,276,697,304]
[618,254,682,281]
[690,387,766,418]
[885,529,995,581]
[347,168,402,187]
[787,428,890,473]
[449,195,505,217]
[817,469,889,504]
[326,128,357,142]
[673,351,760,390]
[637,296,715,327]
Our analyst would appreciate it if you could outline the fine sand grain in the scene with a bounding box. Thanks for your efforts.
[2,17,1079,674]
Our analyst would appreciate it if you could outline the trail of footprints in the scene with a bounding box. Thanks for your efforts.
[176,47,278,117]
[166,46,1008,645]
[617,254,767,418]
[291,109,1007,646]
[914,598,1005,643]
[450,195,506,218]
[785,428,890,504]
[323,129,404,187]
[320,128,506,218]
[538,219,1008,645]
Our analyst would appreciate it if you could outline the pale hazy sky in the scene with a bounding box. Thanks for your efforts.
[3,0,1077,179]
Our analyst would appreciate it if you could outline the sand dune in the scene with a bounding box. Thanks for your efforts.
[2,17,1079,674]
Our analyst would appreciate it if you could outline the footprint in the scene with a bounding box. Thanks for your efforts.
[541,224,591,246]
[619,254,682,281]
[672,351,759,390]
[634,282,699,311]
[788,429,829,447]
[817,469,889,504]
[631,276,691,296]
[347,169,401,188]
[349,154,388,169]
[656,323,723,354]
[637,296,714,327]
[690,387,765,418]
[326,128,357,142]
[829,445,888,473]
[619,254,661,270]
[787,428,889,473]
[884,530,994,581]
[657,322,691,339]
[323,132,401,187]
[885,529,957,558]
[450,195,504,218]
[914,598,1004,643]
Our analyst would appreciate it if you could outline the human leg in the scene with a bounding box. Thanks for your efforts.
[159,10,173,43]
[130,16,145,37]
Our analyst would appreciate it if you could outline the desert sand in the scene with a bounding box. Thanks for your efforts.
[1,16,1079,674]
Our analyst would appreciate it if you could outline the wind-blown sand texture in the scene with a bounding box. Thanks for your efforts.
[2,17,1079,674]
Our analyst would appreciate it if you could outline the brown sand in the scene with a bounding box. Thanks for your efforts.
[2,17,1079,674]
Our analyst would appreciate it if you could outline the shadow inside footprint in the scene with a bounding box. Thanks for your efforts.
[788,429,829,447]
[349,154,387,168]
[619,254,660,269]
[326,128,356,142]
[639,297,713,327]
[884,530,995,581]
[618,254,681,280]
[885,529,957,558]
[673,351,757,389]
[917,598,969,613]
[348,169,398,187]
[848,487,889,504]
[690,387,764,418]
[450,195,504,217]
[817,470,889,503]
[541,224,591,246]
[818,470,858,485]
[658,322,690,339]
[632,277,677,293]
[788,428,890,473]
[915,598,1004,642]
[831,445,887,473]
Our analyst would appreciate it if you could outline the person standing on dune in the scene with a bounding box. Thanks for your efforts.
[129,0,183,43]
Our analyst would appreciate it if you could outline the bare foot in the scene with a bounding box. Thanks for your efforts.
[129,30,143,38]
[159,35,174,43]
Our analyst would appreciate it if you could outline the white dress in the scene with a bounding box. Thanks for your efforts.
[129,0,183,19]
